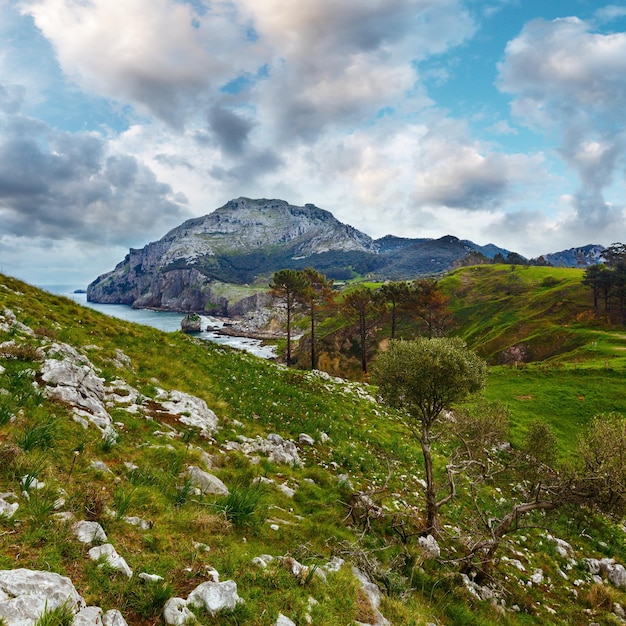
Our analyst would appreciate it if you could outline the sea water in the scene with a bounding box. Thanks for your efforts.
[40,285,276,359]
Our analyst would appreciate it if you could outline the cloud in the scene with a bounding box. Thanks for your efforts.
[20,0,263,129]
[498,16,626,231]
[0,106,191,246]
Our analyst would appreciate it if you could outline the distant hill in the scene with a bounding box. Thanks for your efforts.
[87,197,605,313]
[542,244,605,268]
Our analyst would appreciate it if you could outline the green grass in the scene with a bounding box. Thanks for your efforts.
[1,271,626,625]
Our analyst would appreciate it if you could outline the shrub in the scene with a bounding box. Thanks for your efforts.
[16,419,58,451]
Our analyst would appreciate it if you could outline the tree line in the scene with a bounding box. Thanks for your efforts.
[269,268,452,372]
[583,243,626,324]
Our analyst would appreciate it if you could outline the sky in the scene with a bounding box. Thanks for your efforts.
[1,0,626,285]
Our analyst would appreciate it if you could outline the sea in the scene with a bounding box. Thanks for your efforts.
[40,285,276,360]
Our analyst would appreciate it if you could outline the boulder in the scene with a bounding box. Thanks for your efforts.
[72,521,108,545]
[351,567,389,626]
[161,391,218,436]
[0,498,18,519]
[276,614,296,626]
[186,466,229,495]
[102,609,129,626]
[298,433,315,446]
[418,534,441,560]
[181,314,202,333]
[0,569,85,623]
[187,579,243,615]
[88,544,133,578]
[163,598,196,626]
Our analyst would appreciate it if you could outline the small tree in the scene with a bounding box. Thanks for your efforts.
[371,337,487,533]
[270,269,308,365]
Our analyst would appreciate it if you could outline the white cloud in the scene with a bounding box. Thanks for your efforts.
[498,16,626,233]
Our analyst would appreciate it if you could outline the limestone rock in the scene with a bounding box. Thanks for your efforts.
[102,609,129,626]
[275,614,296,626]
[161,391,218,436]
[298,433,315,446]
[418,534,440,560]
[72,521,108,544]
[88,544,133,578]
[0,498,18,519]
[73,606,103,625]
[352,567,390,626]
[163,598,195,626]
[0,569,85,623]
[187,579,244,615]
[186,466,229,495]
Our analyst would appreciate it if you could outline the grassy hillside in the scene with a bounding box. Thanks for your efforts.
[441,264,620,365]
[1,273,626,625]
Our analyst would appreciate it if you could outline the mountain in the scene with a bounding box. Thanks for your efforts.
[542,244,605,268]
[87,197,605,313]
[87,198,384,313]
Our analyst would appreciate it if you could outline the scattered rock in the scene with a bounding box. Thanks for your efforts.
[88,544,133,578]
[187,579,244,615]
[418,534,441,560]
[275,614,296,626]
[72,521,108,545]
[73,606,103,626]
[298,433,315,446]
[0,569,85,623]
[160,390,218,436]
[186,466,229,495]
[163,597,195,626]
[103,609,129,626]
[0,498,18,519]
[139,573,164,583]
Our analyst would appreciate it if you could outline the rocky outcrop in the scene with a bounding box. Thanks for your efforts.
[87,198,377,312]
[0,569,128,626]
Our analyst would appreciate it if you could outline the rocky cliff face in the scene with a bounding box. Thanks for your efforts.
[87,198,377,313]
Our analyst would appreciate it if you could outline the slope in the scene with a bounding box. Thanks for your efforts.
[1,274,626,625]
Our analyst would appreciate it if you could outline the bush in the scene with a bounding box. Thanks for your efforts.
[213,482,266,526]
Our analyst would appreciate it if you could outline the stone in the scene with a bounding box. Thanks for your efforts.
[530,569,544,585]
[161,390,218,436]
[0,569,85,623]
[352,567,390,626]
[418,534,440,560]
[298,433,315,446]
[607,563,626,588]
[252,554,274,569]
[123,516,152,530]
[181,313,202,333]
[73,521,108,544]
[40,343,113,433]
[103,609,129,626]
[0,498,18,519]
[88,544,133,578]
[276,614,296,626]
[186,466,229,495]
[139,573,164,583]
[163,598,195,626]
[187,579,243,615]
[73,606,103,625]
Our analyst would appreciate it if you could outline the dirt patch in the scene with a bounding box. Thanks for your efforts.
[515,395,532,401]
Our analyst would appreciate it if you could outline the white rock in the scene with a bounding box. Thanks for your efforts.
[72,521,108,545]
[607,563,626,588]
[88,544,133,578]
[73,606,103,625]
[276,614,296,626]
[252,555,274,569]
[0,499,18,519]
[102,609,128,626]
[279,484,296,498]
[123,516,152,530]
[163,598,195,626]
[298,433,315,446]
[139,573,164,583]
[531,569,544,585]
[186,466,229,495]
[187,579,243,614]
[0,569,85,623]
[418,534,441,559]
[161,390,218,436]
[351,567,389,626]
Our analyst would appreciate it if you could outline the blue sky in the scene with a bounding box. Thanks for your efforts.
[1,0,626,285]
